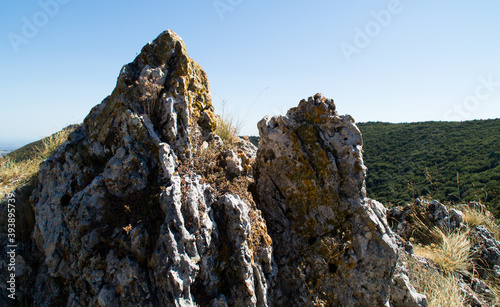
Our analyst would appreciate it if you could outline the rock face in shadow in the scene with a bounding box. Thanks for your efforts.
[254,94,426,306]
[0,30,427,307]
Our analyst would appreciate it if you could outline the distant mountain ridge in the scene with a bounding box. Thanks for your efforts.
[4,125,80,161]
[0,149,12,156]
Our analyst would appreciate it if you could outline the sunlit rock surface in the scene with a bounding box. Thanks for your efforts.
[22,30,271,306]
[0,31,430,307]
[254,94,426,306]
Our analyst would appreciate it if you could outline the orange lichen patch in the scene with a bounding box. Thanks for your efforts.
[248,208,272,256]
[123,224,132,235]
[269,124,342,237]
[237,152,251,169]
[117,285,124,295]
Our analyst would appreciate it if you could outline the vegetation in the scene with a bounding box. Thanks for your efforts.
[400,198,500,306]
[0,125,77,199]
[179,137,253,202]
[408,257,467,307]
[358,119,500,216]
[5,124,80,162]
[460,204,500,237]
[246,119,500,214]
[247,136,259,147]
[412,226,472,274]
[2,112,499,305]
[214,101,241,144]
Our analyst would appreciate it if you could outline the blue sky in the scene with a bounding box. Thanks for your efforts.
[1,1,500,147]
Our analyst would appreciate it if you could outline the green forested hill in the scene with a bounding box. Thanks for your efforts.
[358,119,500,216]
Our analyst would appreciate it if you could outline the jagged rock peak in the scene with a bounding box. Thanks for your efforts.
[84,29,216,159]
[14,30,270,306]
[292,93,336,117]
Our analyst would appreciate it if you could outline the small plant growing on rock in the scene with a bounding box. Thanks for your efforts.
[136,75,164,124]
[214,100,240,145]
[177,125,253,203]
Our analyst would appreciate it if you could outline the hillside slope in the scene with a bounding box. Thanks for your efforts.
[358,119,500,216]
[6,125,79,162]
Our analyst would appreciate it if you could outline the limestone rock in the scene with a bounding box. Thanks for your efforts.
[1,30,432,306]
[254,94,426,306]
[470,225,500,279]
[12,30,271,306]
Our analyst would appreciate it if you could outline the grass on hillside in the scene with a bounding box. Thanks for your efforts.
[408,257,466,307]
[460,205,500,240]
[412,228,471,274]
[409,227,471,306]
[405,200,500,306]
[0,126,77,199]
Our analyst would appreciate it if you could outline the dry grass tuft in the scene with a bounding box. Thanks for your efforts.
[460,205,500,240]
[408,257,466,307]
[413,228,471,274]
[214,101,240,144]
[411,215,472,273]
[33,128,73,159]
[0,156,39,192]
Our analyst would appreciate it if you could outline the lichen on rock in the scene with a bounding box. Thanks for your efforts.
[1,29,271,306]
[254,93,426,306]
[0,30,432,307]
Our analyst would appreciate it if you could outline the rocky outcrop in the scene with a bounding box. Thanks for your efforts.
[253,94,426,306]
[0,30,272,306]
[1,30,429,306]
